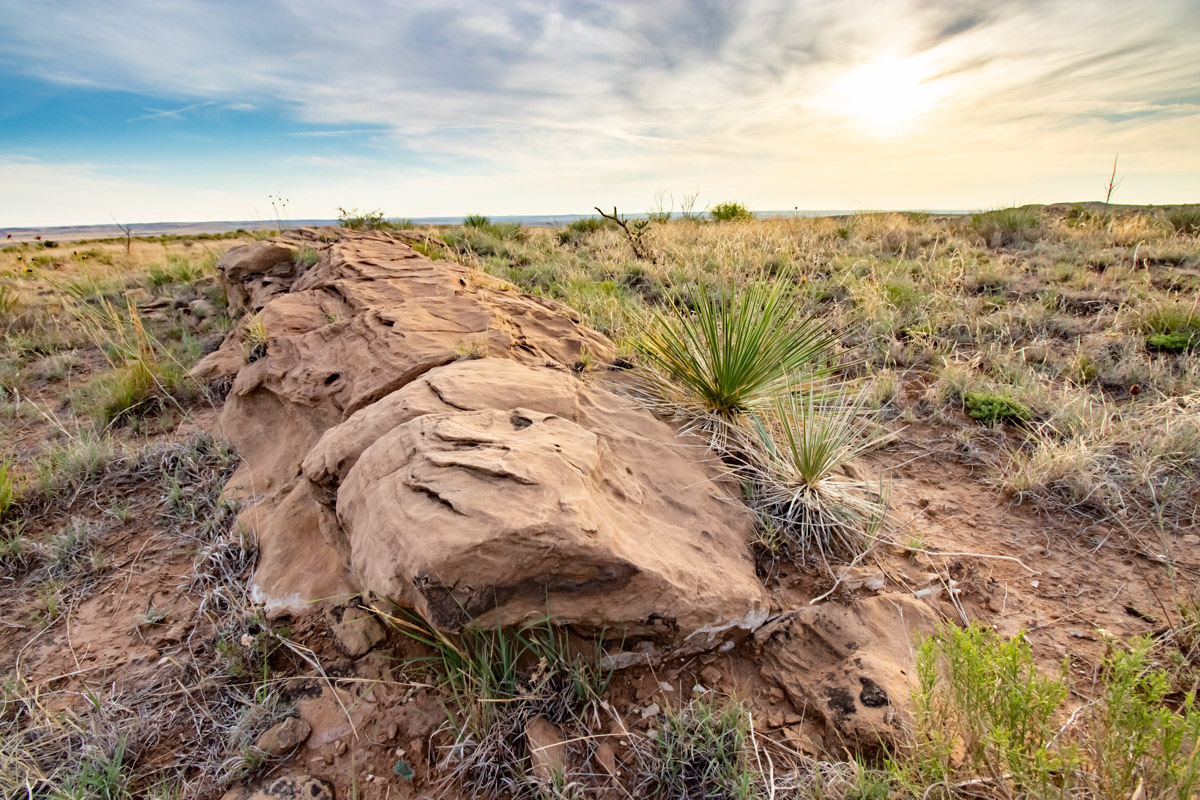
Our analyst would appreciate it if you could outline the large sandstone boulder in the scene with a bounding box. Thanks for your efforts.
[196,231,768,656]
[754,594,939,752]
[319,358,769,644]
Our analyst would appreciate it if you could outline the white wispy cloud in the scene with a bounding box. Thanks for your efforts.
[1,0,1198,224]
[126,100,214,122]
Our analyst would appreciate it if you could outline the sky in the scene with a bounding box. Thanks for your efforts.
[1,0,1198,227]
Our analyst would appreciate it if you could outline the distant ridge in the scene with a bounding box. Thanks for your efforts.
[4,209,977,243]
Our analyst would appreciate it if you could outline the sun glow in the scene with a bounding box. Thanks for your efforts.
[820,56,940,137]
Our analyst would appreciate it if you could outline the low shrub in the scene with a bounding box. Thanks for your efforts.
[744,383,892,567]
[1147,331,1197,353]
[963,391,1032,426]
[336,207,389,230]
[895,624,1200,800]
[709,202,754,222]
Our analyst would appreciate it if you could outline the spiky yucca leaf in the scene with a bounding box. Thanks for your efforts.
[745,382,894,568]
[636,279,838,436]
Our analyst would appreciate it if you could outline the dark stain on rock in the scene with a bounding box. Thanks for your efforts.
[859,677,890,707]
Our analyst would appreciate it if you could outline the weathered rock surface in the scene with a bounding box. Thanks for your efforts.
[326,358,768,641]
[240,775,333,800]
[196,231,767,655]
[754,593,939,752]
[329,606,386,657]
[215,240,303,313]
[255,716,312,756]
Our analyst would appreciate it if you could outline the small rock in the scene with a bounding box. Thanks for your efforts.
[838,565,886,592]
[658,681,675,692]
[244,775,333,800]
[189,298,217,319]
[330,605,386,657]
[1181,534,1199,546]
[139,296,172,311]
[255,717,311,756]
[333,739,347,756]
[640,703,660,720]
[526,717,568,782]
[595,740,619,778]
[699,666,721,686]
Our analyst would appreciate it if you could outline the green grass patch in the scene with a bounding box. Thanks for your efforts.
[292,246,319,268]
[147,255,205,287]
[970,206,1043,248]
[1165,206,1200,235]
[644,696,757,800]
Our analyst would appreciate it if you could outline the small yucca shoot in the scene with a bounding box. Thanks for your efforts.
[636,277,838,440]
[744,381,894,568]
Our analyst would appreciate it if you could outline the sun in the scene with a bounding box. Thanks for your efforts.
[821,56,940,137]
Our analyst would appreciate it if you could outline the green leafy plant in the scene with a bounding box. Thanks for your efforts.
[905,624,1072,796]
[898,625,1200,800]
[462,213,491,228]
[709,202,754,222]
[963,391,1032,426]
[636,278,838,438]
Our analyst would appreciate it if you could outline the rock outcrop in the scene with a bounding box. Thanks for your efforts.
[195,230,767,654]
[754,593,939,752]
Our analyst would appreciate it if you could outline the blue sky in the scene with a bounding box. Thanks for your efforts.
[1,0,1198,226]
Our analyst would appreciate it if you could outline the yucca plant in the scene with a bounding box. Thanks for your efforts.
[636,278,838,440]
[743,382,894,568]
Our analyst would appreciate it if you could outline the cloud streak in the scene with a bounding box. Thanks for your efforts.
[0,0,1198,224]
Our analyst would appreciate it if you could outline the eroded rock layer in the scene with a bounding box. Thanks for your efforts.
[194,230,767,653]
